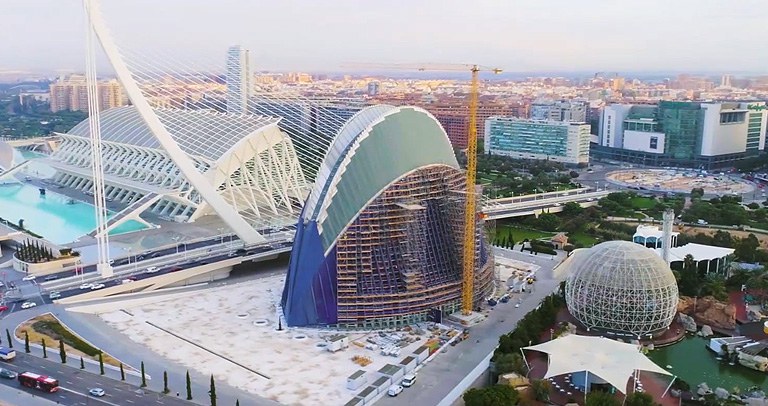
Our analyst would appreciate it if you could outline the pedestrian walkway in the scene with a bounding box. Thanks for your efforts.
[0,388,57,406]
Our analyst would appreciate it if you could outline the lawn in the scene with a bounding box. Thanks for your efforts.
[495,225,555,244]
[630,196,657,210]
[566,231,598,247]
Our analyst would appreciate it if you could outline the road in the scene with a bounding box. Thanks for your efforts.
[0,352,192,406]
[376,248,568,406]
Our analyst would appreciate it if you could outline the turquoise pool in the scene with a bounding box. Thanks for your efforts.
[0,183,146,245]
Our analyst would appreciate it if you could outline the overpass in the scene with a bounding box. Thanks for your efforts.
[0,136,60,153]
[482,188,612,220]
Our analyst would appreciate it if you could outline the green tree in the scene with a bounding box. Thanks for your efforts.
[494,352,527,375]
[59,339,66,363]
[537,213,561,231]
[209,374,217,406]
[735,234,760,262]
[236,400,240,406]
[99,353,104,375]
[691,187,705,199]
[141,361,147,387]
[186,370,193,400]
[625,391,656,406]
[586,390,621,406]
[80,356,85,369]
[463,385,519,406]
[42,338,47,358]
[6,329,13,348]
[24,331,29,353]
[163,371,170,394]
[120,363,125,381]
[530,379,551,401]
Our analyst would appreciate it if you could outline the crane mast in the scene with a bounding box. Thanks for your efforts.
[461,66,480,315]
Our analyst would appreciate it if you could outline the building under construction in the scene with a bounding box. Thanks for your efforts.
[281,105,494,328]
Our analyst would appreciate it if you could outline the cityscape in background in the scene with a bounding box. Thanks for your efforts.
[1,2,768,406]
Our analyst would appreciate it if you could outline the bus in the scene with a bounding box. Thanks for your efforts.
[18,372,59,393]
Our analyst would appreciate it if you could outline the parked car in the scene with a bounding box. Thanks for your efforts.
[401,374,417,387]
[90,283,106,290]
[21,275,36,281]
[21,302,36,309]
[44,275,59,281]
[89,388,106,397]
[0,368,17,379]
[79,283,93,290]
[145,266,160,274]
[0,305,8,312]
[387,384,403,397]
[49,291,61,300]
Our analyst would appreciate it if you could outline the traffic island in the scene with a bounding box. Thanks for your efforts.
[15,312,135,371]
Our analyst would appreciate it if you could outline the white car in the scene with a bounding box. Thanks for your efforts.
[401,373,417,387]
[90,283,106,290]
[145,266,160,274]
[89,388,105,397]
[387,384,403,397]
[21,302,37,309]
[79,283,94,290]
[21,275,36,281]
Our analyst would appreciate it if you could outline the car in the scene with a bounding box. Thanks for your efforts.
[401,374,417,387]
[49,291,61,300]
[0,305,8,312]
[44,275,59,281]
[21,302,36,309]
[514,303,520,308]
[387,384,403,397]
[145,266,160,274]
[0,368,17,379]
[21,275,36,281]
[168,266,183,272]
[79,283,93,290]
[90,283,106,290]
[89,388,106,397]
[120,279,134,285]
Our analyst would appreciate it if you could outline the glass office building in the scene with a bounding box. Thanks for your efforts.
[483,118,591,164]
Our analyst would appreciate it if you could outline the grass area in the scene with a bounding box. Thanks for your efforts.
[495,225,555,243]
[15,313,128,369]
[632,212,648,220]
[566,231,598,247]
[630,196,656,210]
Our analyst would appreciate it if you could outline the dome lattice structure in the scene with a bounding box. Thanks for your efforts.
[565,241,679,337]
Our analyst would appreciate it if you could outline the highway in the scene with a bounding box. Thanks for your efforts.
[0,352,193,405]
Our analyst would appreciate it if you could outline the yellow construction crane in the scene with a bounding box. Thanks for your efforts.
[345,63,502,315]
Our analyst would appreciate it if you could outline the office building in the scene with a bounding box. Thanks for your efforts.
[596,101,768,168]
[484,118,591,164]
[530,100,587,122]
[282,105,494,328]
[226,45,251,114]
[367,81,380,96]
[49,75,124,113]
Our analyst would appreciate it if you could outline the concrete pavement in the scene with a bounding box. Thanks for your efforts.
[0,387,58,406]
[376,248,567,406]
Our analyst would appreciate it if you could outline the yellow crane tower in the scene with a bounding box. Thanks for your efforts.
[346,63,502,315]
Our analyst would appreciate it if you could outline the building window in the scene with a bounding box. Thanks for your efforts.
[649,137,658,150]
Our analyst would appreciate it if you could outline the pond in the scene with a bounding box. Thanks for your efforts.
[648,336,767,390]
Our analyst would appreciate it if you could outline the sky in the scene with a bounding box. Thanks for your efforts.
[2,0,767,75]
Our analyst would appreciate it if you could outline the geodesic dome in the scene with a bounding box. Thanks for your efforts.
[565,240,679,337]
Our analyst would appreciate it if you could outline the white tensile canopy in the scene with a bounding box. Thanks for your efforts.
[523,334,672,394]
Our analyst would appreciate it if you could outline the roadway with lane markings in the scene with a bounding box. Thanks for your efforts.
[0,352,192,406]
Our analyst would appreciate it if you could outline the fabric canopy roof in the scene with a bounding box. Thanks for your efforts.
[523,334,671,394]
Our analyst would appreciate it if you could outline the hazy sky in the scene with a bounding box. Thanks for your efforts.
[2,0,767,74]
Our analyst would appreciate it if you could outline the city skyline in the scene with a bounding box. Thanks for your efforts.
[2,0,767,74]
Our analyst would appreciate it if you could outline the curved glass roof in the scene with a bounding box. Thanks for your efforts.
[66,106,280,161]
[303,105,459,251]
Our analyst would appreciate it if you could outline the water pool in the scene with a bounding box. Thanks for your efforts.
[648,336,767,390]
[0,183,146,245]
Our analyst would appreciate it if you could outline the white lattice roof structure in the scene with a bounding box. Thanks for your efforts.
[565,241,679,337]
[47,106,309,231]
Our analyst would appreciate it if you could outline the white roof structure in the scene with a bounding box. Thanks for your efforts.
[523,334,671,394]
[634,225,678,240]
[653,243,734,262]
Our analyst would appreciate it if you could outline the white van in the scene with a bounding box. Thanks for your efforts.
[401,374,417,387]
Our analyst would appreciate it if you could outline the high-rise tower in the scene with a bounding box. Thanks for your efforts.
[226,45,251,114]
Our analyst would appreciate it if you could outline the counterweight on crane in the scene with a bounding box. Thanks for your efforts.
[345,63,502,315]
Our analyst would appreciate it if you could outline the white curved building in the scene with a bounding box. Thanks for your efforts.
[46,106,309,234]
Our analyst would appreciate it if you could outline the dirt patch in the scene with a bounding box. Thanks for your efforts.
[15,313,133,370]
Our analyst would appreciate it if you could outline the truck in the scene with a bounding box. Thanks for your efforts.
[0,347,16,362]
